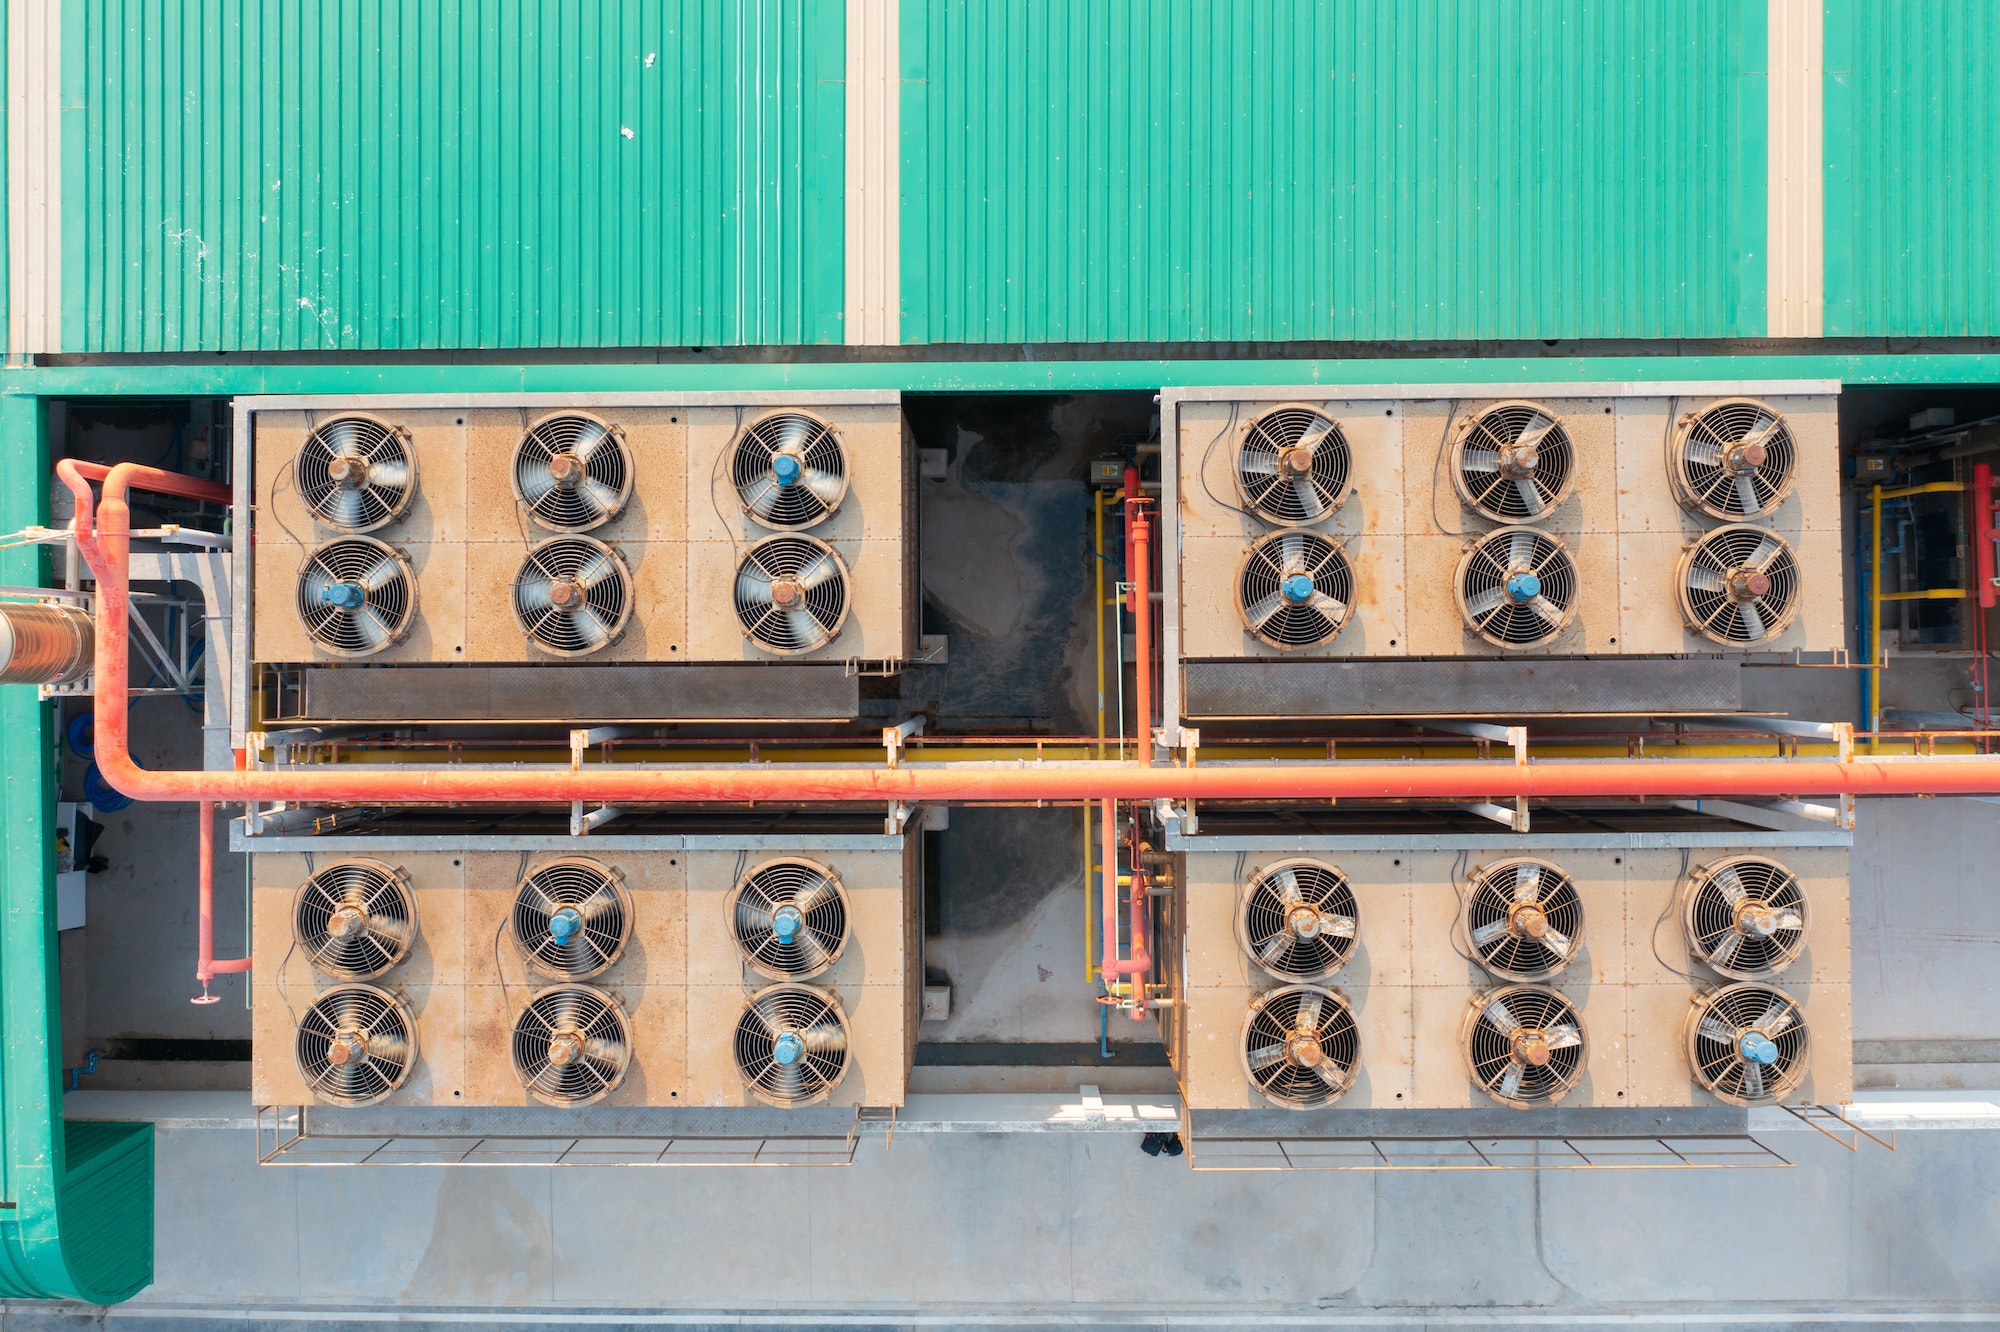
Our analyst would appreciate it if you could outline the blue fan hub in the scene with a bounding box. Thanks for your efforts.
[319,581,367,610]
[548,906,584,944]
[1504,571,1541,603]
[1280,573,1315,604]
[1739,1031,1780,1065]
[772,904,804,942]
[771,453,804,487]
[773,1031,806,1066]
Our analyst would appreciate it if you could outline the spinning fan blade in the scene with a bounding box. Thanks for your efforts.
[1513,864,1542,903]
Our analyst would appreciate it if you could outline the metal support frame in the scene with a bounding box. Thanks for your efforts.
[883,715,925,767]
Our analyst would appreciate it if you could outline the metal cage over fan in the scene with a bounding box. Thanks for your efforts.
[1235,859,1360,982]
[1682,856,1809,979]
[1462,858,1582,980]
[735,535,851,656]
[732,411,850,530]
[1239,984,1360,1109]
[1234,405,1352,525]
[1677,525,1799,646]
[735,984,850,1107]
[1462,984,1586,1108]
[1670,399,1797,521]
[295,537,417,657]
[511,536,633,657]
[1236,529,1354,651]
[1452,402,1574,522]
[295,414,416,532]
[511,412,633,531]
[295,984,418,1106]
[1685,982,1809,1106]
[293,859,418,979]
[1454,526,1577,649]
[510,984,633,1107]
[728,858,851,981]
[511,858,633,980]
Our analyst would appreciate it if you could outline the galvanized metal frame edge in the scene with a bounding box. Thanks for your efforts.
[1165,830,1854,852]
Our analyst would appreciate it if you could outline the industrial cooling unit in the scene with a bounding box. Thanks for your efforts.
[1166,383,1844,722]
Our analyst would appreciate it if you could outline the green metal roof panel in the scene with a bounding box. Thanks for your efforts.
[67,0,846,352]
[1824,0,2000,336]
[900,0,1767,344]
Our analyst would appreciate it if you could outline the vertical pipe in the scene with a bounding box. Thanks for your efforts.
[193,799,251,1002]
[1101,797,1121,982]
[1094,491,1107,756]
[1871,482,1883,752]
[1126,468,1154,768]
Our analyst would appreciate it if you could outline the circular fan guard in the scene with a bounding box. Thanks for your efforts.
[511,858,633,980]
[1685,982,1809,1106]
[511,984,632,1106]
[735,535,850,656]
[1463,858,1583,980]
[1683,856,1809,979]
[728,858,851,980]
[1671,399,1797,521]
[1236,530,1354,651]
[735,984,850,1107]
[295,415,416,532]
[512,413,632,531]
[293,858,417,979]
[1235,406,1352,525]
[733,412,849,530]
[295,983,417,1106]
[1453,402,1575,522]
[1463,984,1587,1108]
[1236,859,1360,982]
[1677,525,1799,646]
[1239,984,1359,1108]
[1454,526,1577,648]
[511,536,633,657]
[295,537,417,657]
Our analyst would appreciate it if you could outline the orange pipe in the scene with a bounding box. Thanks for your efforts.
[1099,799,1149,981]
[1128,488,1154,768]
[52,459,2000,806]
[195,799,252,993]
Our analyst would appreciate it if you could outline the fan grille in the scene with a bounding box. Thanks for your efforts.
[1683,856,1810,979]
[1463,984,1587,1107]
[512,413,632,531]
[1686,982,1809,1106]
[295,415,416,532]
[1454,527,1577,648]
[510,984,633,1106]
[1235,406,1352,525]
[1236,859,1360,982]
[733,412,849,530]
[1239,984,1360,1108]
[295,984,417,1106]
[1678,525,1800,646]
[1672,399,1797,521]
[293,859,417,979]
[1453,402,1574,521]
[1463,858,1582,980]
[511,536,633,657]
[735,984,850,1107]
[1237,530,1355,650]
[512,858,633,980]
[295,537,417,657]
[735,536,850,655]
[729,858,851,980]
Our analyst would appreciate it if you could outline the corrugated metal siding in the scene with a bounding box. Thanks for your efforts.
[1824,0,2000,336]
[900,0,1766,345]
[68,0,846,352]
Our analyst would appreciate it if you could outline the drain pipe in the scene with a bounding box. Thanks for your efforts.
[50,459,2000,805]
[193,799,251,1004]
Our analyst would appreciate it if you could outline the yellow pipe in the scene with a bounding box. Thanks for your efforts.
[1880,589,1970,601]
[1877,481,1967,499]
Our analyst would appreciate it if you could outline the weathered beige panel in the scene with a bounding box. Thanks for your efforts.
[461,537,687,663]
[1179,531,1408,659]
[1176,399,1407,542]
[462,407,689,544]
[683,404,907,546]
[1397,397,1619,538]
[683,981,908,1108]
[686,537,908,661]
[1402,532,1617,656]
[682,849,909,991]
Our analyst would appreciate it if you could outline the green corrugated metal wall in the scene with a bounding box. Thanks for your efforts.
[899,0,1767,344]
[1823,0,2000,336]
[68,0,846,351]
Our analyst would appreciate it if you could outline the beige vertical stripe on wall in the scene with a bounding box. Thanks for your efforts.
[844,0,899,346]
[6,0,61,354]
[1766,0,1824,338]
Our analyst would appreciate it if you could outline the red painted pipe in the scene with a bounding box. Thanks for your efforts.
[1129,496,1155,768]
[1099,799,1150,985]
[52,459,2000,805]
[194,799,252,997]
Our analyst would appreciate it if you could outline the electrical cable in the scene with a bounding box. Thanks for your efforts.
[1427,400,1464,535]
[1648,848,1699,983]
[1196,401,1258,521]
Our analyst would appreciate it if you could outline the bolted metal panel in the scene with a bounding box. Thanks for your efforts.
[1824,0,2000,335]
[289,663,861,723]
[1182,657,1744,720]
[900,0,1766,344]
[69,0,846,352]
